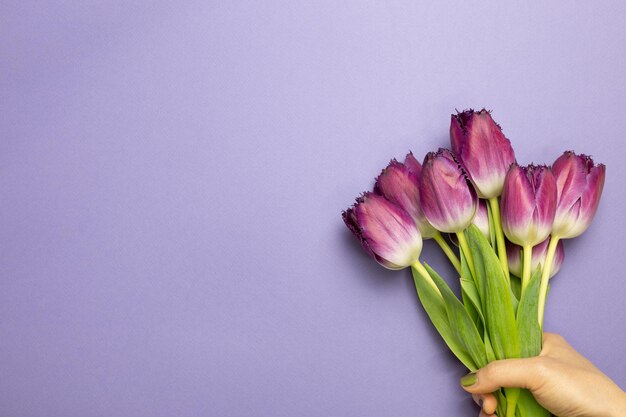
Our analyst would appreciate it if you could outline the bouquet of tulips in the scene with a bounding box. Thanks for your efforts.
[342,109,605,417]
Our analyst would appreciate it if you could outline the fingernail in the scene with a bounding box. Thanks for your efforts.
[460,372,477,387]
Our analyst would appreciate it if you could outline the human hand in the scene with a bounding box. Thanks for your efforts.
[459,333,626,417]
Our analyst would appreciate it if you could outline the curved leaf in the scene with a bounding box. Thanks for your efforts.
[411,266,477,371]
[424,264,488,369]
[467,225,520,360]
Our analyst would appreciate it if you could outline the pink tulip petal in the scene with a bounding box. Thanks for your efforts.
[420,149,478,233]
[552,151,606,238]
[342,193,423,270]
[501,164,557,246]
[451,109,516,198]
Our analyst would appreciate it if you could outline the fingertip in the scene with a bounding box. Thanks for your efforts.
[460,371,486,394]
[460,371,477,388]
[463,358,539,393]
[481,393,498,414]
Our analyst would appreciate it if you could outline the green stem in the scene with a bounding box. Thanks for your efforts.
[486,198,497,248]
[411,261,442,297]
[521,245,533,296]
[488,197,510,282]
[538,236,560,327]
[505,387,520,417]
[433,232,461,275]
[496,390,507,417]
[456,231,475,278]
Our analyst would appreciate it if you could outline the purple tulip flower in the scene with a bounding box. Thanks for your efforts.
[501,164,557,247]
[403,151,423,175]
[342,193,423,270]
[507,238,564,279]
[473,200,491,242]
[374,154,437,239]
[419,149,478,233]
[551,151,606,239]
[450,109,516,199]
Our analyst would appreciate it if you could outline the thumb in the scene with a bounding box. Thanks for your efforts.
[460,358,542,394]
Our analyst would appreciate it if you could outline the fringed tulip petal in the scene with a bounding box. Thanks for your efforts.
[342,193,423,270]
[374,155,437,239]
[450,109,516,199]
[420,149,478,233]
[501,164,557,247]
[403,151,423,176]
[552,151,606,239]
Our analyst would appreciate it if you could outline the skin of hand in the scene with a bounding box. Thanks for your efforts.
[460,333,626,417]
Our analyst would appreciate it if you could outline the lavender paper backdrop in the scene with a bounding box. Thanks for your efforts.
[2,2,626,416]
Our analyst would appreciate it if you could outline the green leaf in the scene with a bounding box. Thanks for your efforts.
[517,389,550,417]
[460,278,484,323]
[517,267,542,357]
[459,252,485,334]
[496,390,508,417]
[504,388,521,417]
[510,274,522,301]
[411,266,477,371]
[467,225,520,360]
[461,286,479,329]
[511,285,519,316]
[424,264,488,369]
[484,331,497,363]
[461,281,484,336]
[460,249,473,280]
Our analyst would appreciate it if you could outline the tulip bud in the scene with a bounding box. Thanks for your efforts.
[507,238,564,278]
[342,193,423,270]
[551,151,606,239]
[473,200,491,242]
[419,149,478,233]
[374,154,437,239]
[501,164,557,247]
[450,109,516,199]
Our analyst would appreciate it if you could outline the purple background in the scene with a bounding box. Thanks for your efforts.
[2,2,626,416]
